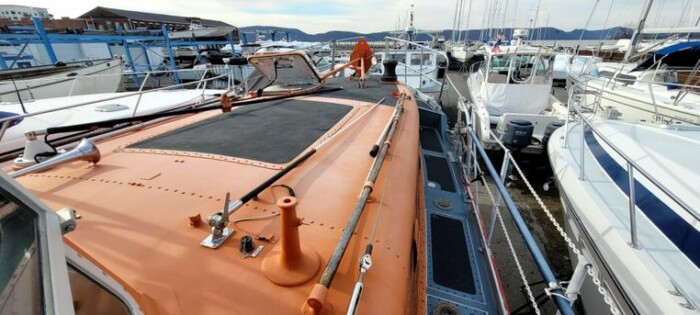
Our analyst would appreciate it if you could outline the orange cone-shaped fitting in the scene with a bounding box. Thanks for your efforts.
[261,197,320,286]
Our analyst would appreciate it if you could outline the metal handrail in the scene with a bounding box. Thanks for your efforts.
[444,95,575,314]
[575,73,700,125]
[395,62,442,86]
[465,109,575,315]
[565,87,700,237]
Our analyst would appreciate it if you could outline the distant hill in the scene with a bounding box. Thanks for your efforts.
[238,25,634,42]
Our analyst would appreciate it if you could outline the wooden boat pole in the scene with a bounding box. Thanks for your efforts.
[305,94,405,313]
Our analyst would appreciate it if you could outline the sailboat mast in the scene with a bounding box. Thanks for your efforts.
[623,0,654,62]
[452,0,460,42]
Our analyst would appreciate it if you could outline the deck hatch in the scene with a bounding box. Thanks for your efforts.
[430,213,476,294]
[420,128,442,152]
[424,155,456,192]
[128,99,352,164]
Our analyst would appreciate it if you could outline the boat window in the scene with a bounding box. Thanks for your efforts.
[387,53,406,65]
[487,55,552,84]
[0,196,42,314]
[67,265,129,315]
[410,54,432,66]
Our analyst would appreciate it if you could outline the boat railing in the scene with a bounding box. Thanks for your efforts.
[394,62,442,86]
[0,67,239,142]
[564,85,699,249]
[383,36,449,92]
[443,74,574,314]
[578,69,700,125]
[2,65,252,96]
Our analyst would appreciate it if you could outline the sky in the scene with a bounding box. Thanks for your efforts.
[7,0,698,34]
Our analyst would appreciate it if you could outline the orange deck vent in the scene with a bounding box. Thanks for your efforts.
[261,197,320,286]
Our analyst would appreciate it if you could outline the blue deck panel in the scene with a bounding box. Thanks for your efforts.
[419,106,500,314]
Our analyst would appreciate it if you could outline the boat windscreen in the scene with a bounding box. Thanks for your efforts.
[128,99,352,164]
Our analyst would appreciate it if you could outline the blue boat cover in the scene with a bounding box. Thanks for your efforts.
[632,41,700,71]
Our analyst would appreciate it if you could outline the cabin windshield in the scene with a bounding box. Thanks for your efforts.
[386,53,406,65]
[487,54,551,84]
[410,53,433,66]
[0,195,41,313]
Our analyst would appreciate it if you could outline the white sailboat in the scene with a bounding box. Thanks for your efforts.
[0,58,123,102]
[466,29,566,153]
[548,87,700,314]
[569,41,700,125]
[568,0,700,125]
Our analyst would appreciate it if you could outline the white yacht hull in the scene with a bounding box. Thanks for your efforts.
[450,47,474,63]
[168,26,235,39]
[548,119,700,314]
[0,89,226,154]
[0,59,123,102]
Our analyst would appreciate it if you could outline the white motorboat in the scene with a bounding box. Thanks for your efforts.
[168,20,235,39]
[370,43,448,94]
[449,43,475,63]
[0,58,123,102]
[569,41,700,125]
[0,84,228,156]
[466,30,566,153]
[548,87,700,315]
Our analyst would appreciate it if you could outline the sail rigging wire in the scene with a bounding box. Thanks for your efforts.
[599,0,616,42]
[574,0,602,56]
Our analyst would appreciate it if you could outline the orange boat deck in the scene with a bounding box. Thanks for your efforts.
[17,78,421,314]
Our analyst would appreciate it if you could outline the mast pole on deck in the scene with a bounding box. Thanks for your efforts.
[623,0,654,62]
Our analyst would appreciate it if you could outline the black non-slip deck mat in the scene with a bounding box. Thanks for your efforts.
[430,213,476,294]
[424,155,456,192]
[129,99,352,164]
[323,77,399,105]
